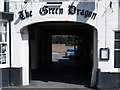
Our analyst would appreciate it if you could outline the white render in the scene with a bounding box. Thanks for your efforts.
[0,0,119,86]
[0,0,4,12]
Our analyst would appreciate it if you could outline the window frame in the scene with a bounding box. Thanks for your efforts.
[114,31,120,68]
[0,22,8,64]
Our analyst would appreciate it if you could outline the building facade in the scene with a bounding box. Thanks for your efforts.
[0,0,120,88]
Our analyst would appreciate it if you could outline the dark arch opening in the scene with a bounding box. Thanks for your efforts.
[28,21,96,88]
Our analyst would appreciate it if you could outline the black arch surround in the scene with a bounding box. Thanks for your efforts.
[28,21,94,34]
[28,21,98,88]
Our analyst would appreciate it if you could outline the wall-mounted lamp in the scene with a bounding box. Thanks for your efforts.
[100,48,110,61]
[20,29,28,40]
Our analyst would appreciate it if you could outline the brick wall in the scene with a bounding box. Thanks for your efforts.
[52,44,74,53]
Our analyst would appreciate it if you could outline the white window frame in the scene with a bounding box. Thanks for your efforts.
[0,21,9,66]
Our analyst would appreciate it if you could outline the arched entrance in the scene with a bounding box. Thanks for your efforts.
[27,21,98,88]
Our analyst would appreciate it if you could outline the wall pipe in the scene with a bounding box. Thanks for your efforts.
[9,20,12,85]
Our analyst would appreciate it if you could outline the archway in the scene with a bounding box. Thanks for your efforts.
[27,21,98,88]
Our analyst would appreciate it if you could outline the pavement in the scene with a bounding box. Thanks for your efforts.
[2,87,120,90]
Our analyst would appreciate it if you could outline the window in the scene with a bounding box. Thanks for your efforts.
[0,22,7,64]
[114,31,120,68]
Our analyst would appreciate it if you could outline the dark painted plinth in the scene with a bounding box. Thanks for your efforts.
[0,68,22,87]
[97,70,120,88]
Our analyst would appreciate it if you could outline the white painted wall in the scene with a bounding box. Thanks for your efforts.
[96,0,119,72]
[20,27,29,85]
[0,0,4,12]
[8,0,119,85]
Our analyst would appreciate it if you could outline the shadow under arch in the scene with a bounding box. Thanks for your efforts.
[22,21,98,88]
[20,21,96,31]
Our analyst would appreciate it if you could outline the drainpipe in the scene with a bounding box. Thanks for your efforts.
[9,20,12,85]
[4,0,9,12]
